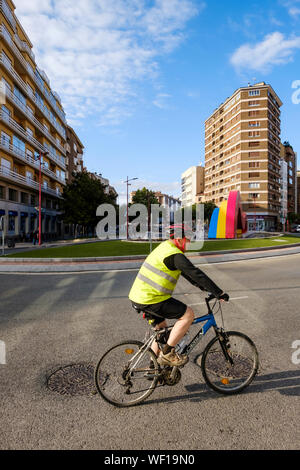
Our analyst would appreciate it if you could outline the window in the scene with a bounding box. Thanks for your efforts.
[13,135,25,152]
[249,131,260,137]
[249,100,260,107]
[14,86,26,106]
[249,193,260,199]
[1,157,11,173]
[8,214,16,232]
[0,185,5,199]
[249,141,260,147]
[249,183,260,189]
[21,192,28,204]
[249,90,260,96]
[26,128,34,138]
[2,104,11,117]
[249,151,260,157]
[26,149,33,160]
[249,122,260,127]
[1,131,11,147]
[249,162,260,168]
[26,171,33,180]
[8,189,18,202]
[249,172,260,178]
[249,111,260,117]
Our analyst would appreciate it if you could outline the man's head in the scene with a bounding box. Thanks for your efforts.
[167,224,194,253]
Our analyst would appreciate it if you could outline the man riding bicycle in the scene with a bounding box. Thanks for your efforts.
[129,224,229,368]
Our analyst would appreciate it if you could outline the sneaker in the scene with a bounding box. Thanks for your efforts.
[158,348,189,368]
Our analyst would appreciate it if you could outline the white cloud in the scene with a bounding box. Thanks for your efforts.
[152,93,172,109]
[230,32,300,72]
[13,0,199,127]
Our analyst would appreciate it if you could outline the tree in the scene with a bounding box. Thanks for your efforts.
[61,172,117,236]
[180,202,217,223]
[204,201,217,223]
[131,188,159,207]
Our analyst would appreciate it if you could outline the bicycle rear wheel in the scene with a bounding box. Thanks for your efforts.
[201,331,259,395]
[94,341,159,407]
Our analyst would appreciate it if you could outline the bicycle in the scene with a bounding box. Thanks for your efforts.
[94,295,259,407]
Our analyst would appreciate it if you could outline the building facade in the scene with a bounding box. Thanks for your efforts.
[204,82,282,231]
[297,171,300,215]
[65,125,84,184]
[88,171,118,198]
[181,166,204,208]
[0,0,67,240]
[280,142,297,215]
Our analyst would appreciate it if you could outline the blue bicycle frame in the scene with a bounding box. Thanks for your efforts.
[182,312,218,355]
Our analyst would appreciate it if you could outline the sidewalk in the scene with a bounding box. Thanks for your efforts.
[0,243,300,273]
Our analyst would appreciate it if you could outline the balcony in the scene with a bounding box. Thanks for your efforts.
[0,0,17,32]
[3,83,66,157]
[0,166,62,198]
[0,25,67,128]
[0,50,66,144]
[13,33,35,63]
[0,110,66,170]
[0,138,66,185]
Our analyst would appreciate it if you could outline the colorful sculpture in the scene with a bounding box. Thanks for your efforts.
[208,191,247,239]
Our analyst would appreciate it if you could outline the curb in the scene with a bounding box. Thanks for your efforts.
[0,242,300,266]
[1,242,300,263]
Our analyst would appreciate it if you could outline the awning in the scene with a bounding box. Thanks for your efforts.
[9,211,18,216]
[21,212,29,218]
[0,210,5,216]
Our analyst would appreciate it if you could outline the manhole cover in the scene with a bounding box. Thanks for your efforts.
[47,364,96,396]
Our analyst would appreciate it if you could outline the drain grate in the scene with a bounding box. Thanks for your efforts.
[47,364,97,396]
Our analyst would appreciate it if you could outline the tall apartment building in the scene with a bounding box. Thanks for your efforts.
[181,166,204,208]
[280,142,297,215]
[297,171,300,215]
[204,82,282,231]
[0,0,67,239]
[65,125,84,184]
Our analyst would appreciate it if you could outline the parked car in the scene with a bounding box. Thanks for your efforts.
[295,225,300,233]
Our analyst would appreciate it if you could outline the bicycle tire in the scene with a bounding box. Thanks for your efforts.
[94,340,159,407]
[201,331,259,395]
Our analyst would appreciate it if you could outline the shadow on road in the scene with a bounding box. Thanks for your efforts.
[144,369,300,406]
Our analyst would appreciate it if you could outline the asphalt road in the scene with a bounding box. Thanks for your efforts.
[0,254,299,450]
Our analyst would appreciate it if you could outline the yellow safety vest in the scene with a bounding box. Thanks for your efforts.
[129,240,183,305]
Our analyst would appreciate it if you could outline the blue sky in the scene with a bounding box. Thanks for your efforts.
[14,0,300,203]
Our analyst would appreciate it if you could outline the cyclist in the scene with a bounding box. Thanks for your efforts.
[129,224,229,367]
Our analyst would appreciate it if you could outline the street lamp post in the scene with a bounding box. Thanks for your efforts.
[124,177,138,240]
[38,151,49,246]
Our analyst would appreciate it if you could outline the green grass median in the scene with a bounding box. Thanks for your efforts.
[4,236,300,259]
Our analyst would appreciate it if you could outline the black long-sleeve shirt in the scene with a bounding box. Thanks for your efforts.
[164,253,223,298]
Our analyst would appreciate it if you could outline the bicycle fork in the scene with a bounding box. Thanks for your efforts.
[215,328,234,366]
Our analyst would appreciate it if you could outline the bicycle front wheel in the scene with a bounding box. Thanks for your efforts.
[201,331,259,395]
[94,341,159,407]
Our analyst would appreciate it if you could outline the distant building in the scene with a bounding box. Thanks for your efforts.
[181,166,204,207]
[88,172,118,198]
[280,142,297,215]
[154,192,181,212]
[65,126,84,184]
